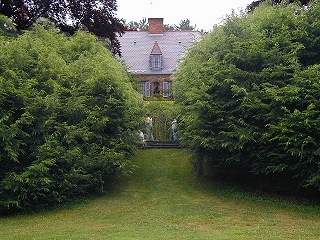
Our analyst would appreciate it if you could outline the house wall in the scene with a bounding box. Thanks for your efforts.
[135,74,171,96]
[117,17,202,99]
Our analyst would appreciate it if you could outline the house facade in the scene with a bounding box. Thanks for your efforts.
[117,18,202,98]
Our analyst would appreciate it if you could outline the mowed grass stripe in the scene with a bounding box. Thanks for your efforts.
[0,149,319,239]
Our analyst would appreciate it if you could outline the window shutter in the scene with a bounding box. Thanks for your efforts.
[145,81,151,97]
[160,55,163,69]
[163,81,171,97]
[149,56,153,70]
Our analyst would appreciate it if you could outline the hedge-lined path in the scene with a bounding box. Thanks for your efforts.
[1,149,320,239]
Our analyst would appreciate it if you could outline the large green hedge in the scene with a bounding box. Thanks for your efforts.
[0,20,144,213]
[173,2,320,194]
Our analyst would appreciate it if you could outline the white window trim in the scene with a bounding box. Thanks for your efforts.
[163,81,172,97]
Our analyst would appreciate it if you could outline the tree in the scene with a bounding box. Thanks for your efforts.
[0,0,125,55]
[0,23,144,214]
[247,0,311,12]
[124,18,148,31]
[173,1,320,195]
[174,19,195,31]
[164,24,175,31]
[0,14,17,38]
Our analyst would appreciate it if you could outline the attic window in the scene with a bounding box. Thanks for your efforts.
[149,41,163,70]
[150,55,162,70]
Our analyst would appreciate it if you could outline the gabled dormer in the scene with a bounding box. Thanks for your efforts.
[149,41,163,70]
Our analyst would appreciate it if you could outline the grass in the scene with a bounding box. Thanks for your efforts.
[0,149,320,239]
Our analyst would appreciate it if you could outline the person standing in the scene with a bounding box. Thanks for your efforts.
[172,118,178,141]
[146,113,154,140]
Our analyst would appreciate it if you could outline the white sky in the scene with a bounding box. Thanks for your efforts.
[116,0,254,31]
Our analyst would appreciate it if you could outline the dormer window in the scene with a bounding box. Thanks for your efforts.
[149,41,163,70]
[150,54,162,70]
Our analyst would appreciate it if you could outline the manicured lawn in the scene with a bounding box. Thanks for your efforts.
[0,149,319,239]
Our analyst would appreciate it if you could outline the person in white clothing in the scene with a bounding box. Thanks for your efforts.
[145,113,154,140]
[171,118,178,141]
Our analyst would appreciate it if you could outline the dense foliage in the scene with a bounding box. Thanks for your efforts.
[0,0,125,55]
[145,101,180,140]
[0,19,143,214]
[173,2,320,195]
[247,0,311,12]
[0,14,17,39]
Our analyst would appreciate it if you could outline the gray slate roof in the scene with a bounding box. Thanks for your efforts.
[117,31,202,75]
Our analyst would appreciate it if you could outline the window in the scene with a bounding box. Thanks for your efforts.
[149,41,163,70]
[150,54,162,70]
[163,81,172,97]
[137,81,150,97]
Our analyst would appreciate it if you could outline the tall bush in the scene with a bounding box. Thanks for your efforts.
[0,21,143,213]
[173,2,320,194]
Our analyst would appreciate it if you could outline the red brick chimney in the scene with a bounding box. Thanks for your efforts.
[148,18,164,34]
